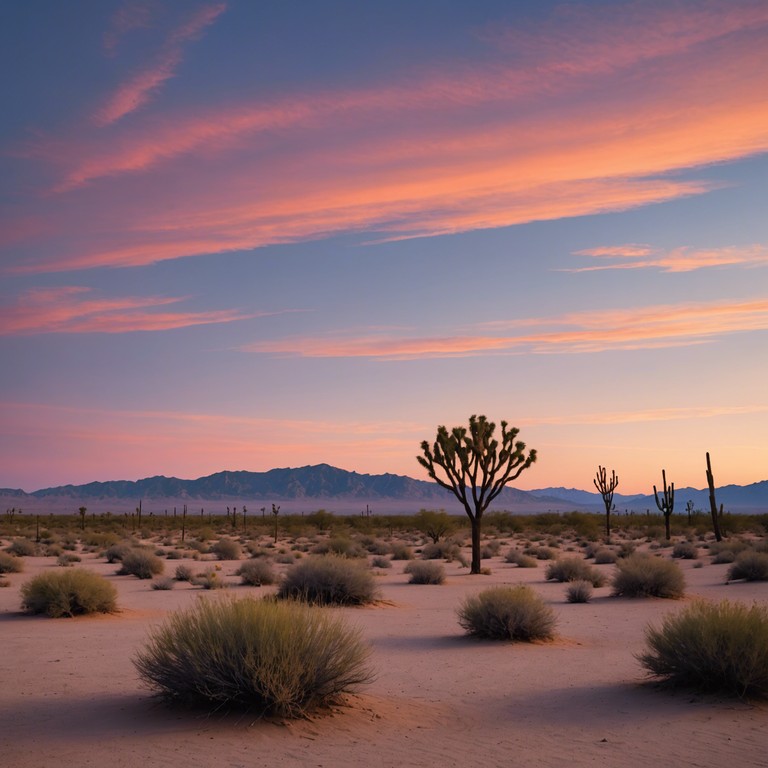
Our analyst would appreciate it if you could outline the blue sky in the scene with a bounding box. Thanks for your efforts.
[1,0,767,493]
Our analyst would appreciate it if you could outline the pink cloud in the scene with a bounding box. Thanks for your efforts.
[94,3,227,126]
[243,299,768,359]
[102,1,153,55]
[0,286,256,335]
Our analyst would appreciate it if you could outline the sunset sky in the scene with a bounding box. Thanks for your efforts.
[1,0,767,495]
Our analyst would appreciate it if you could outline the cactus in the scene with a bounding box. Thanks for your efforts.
[653,469,675,540]
[594,466,619,540]
[705,452,723,542]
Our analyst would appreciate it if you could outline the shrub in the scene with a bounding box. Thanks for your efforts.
[545,557,606,587]
[457,586,556,641]
[371,556,391,569]
[192,568,227,589]
[57,553,81,567]
[151,577,176,590]
[174,564,194,582]
[211,538,242,561]
[565,580,593,603]
[593,548,617,564]
[0,552,23,574]
[672,541,698,559]
[312,537,366,558]
[277,555,379,605]
[726,551,768,582]
[236,559,277,586]
[505,549,537,568]
[20,569,117,617]
[638,599,768,698]
[390,543,414,561]
[133,596,374,716]
[612,554,685,598]
[523,546,557,560]
[119,550,165,579]
[165,549,183,560]
[403,561,445,584]
[105,543,133,563]
[6,538,37,557]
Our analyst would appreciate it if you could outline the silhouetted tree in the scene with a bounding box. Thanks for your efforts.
[653,469,675,540]
[594,466,619,540]
[418,415,537,574]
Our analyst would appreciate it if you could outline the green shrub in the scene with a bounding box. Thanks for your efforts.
[565,580,593,603]
[505,549,537,568]
[236,559,277,586]
[612,554,685,598]
[0,552,23,574]
[726,551,768,582]
[545,557,605,587]
[672,541,698,559]
[457,586,555,641]
[211,538,242,561]
[277,555,379,605]
[421,540,465,563]
[119,549,165,579]
[6,538,37,557]
[403,561,445,584]
[20,569,117,617]
[133,596,373,716]
[638,599,768,698]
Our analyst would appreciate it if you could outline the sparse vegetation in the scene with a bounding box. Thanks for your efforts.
[612,554,685,598]
[545,557,605,587]
[671,541,698,559]
[403,560,445,584]
[236,559,277,586]
[0,552,23,573]
[638,599,768,698]
[277,555,379,605]
[457,585,555,641]
[20,569,117,617]
[565,580,594,603]
[133,596,374,716]
[211,538,242,560]
[726,550,768,582]
[505,549,537,568]
[118,549,165,579]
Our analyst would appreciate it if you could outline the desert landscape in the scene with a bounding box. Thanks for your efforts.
[1,512,766,768]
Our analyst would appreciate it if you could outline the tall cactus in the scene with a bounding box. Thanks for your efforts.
[705,452,723,542]
[594,465,619,540]
[653,469,675,540]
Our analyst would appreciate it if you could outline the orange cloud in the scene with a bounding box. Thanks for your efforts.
[0,286,256,335]
[243,299,768,359]
[94,3,227,126]
[566,244,768,273]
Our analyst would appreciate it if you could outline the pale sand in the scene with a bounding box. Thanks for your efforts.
[1,544,766,768]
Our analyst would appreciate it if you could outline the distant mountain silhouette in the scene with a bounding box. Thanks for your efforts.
[1,466,766,513]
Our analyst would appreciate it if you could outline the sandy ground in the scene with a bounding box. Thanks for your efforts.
[1,541,766,768]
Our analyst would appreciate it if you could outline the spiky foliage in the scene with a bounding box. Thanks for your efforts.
[653,469,675,540]
[418,415,536,574]
[593,466,619,539]
[133,597,374,716]
[21,569,117,617]
[638,599,768,698]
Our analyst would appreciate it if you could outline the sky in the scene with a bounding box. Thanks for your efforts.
[1,0,767,495]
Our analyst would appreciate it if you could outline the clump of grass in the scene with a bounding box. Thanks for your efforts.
[672,541,698,559]
[612,554,685,598]
[133,596,374,716]
[371,556,392,569]
[193,568,227,589]
[523,546,557,560]
[105,543,133,563]
[505,549,537,568]
[174,564,194,582]
[20,569,117,617]
[6,538,37,557]
[389,543,414,561]
[403,561,445,584]
[565,580,593,603]
[151,577,176,590]
[118,549,165,579]
[593,549,617,564]
[312,537,366,558]
[638,599,768,698]
[726,551,768,582]
[545,557,606,587]
[236,559,277,586]
[457,586,555,641]
[211,538,242,561]
[278,555,379,605]
[57,553,81,567]
[0,552,23,574]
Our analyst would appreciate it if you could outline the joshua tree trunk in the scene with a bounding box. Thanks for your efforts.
[706,452,723,542]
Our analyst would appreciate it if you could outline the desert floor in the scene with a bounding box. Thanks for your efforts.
[1,534,766,768]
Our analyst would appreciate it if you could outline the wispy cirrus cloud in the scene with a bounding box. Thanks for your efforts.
[94,2,227,126]
[243,299,768,360]
[0,286,256,335]
[102,1,153,55]
[566,244,768,273]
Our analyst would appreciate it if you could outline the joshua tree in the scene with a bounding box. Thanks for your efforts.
[418,415,536,574]
[653,469,675,540]
[272,503,281,544]
[78,506,87,531]
[685,499,694,524]
[594,466,619,540]
[705,452,723,542]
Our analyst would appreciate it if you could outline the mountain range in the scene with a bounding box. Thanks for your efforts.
[1,464,767,514]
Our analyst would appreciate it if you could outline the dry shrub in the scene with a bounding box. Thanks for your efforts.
[311,537,366,558]
[236,559,277,586]
[0,552,23,574]
[611,554,685,598]
[119,549,165,579]
[639,599,768,698]
[371,556,392,569]
[726,551,768,582]
[458,586,555,641]
[151,577,176,590]
[21,569,117,617]
[565,580,594,603]
[174,564,194,582]
[278,555,379,605]
[211,538,242,561]
[389,543,414,561]
[6,538,37,557]
[505,549,537,568]
[133,596,374,716]
[545,557,605,587]
[57,553,81,567]
[105,543,133,563]
[593,548,617,564]
[403,561,445,584]
[193,568,227,589]
[672,541,698,559]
